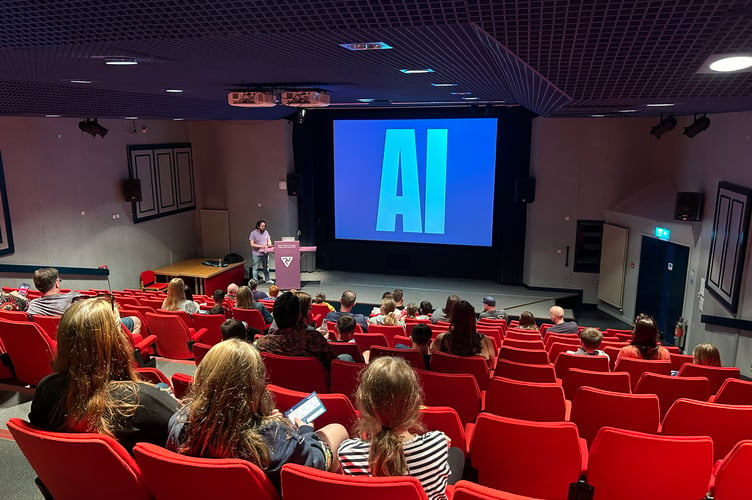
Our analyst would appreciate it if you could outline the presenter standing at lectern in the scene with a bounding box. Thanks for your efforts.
[249,219,273,283]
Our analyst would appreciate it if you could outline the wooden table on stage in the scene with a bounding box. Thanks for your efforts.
[152,259,245,296]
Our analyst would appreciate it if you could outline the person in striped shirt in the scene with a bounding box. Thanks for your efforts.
[337,357,454,500]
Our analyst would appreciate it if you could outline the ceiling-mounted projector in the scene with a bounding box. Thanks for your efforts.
[281,91,330,107]
[227,91,276,107]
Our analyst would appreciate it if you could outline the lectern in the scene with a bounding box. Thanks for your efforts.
[274,240,301,289]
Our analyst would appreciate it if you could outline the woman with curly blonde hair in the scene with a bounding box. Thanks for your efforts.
[30,297,179,451]
[167,339,347,490]
[338,357,459,500]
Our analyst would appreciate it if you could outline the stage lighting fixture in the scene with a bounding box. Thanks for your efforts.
[649,114,676,139]
[78,118,108,138]
[683,114,710,138]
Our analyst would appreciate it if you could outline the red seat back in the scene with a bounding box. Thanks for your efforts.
[367,324,405,346]
[561,368,631,400]
[669,353,694,373]
[353,333,389,352]
[134,442,279,500]
[588,427,712,500]
[280,462,427,500]
[634,372,710,418]
[31,315,61,340]
[613,357,671,390]
[484,376,568,422]
[570,386,660,447]
[370,345,427,370]
[430,350,491,390]
[661,398,752,461]
[499,345,549,365]
[712,378,752,405]
[554,352,609,378]
[233,307,268,331]
[328,341,365,364]
[712,440,752,500]
[0,318,56,386]
[678,363,741,395]
[329,360,365,404]
[416,368,481,424]
[468,413,584,499]
[260,352,329,393]
[144,312,194,360]
[418,406,467,457]
[190,314,225,345]
[8,418,149,500]
[493,359,556,384]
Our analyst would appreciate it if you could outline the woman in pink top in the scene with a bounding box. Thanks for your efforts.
[617,313,670,361]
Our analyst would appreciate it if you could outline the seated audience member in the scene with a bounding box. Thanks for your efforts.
[404,303,419,319]
[392,289,405,310]
[431,295,459,324]
[334,315,357,342]
[478,296,507,320]
[517,310,539,331]
[162,278,200,314]
[168,339,348,491]
[417,300,433,320]
[235,285,273,325]
[212,289,225,306]
[226,283,239,301]
[296,291,315,328]
[256,292,337,372]
[371,291,394,315]
[26,267,79,317]
[248,278,269,301]
[325,289,369,332]
[0,289,29,311]
[26,267,141,334]
[30,298,179,452]
[368,298,405,327]
[546,306,578,334]
[338,357,460,500]
[617,313,670,361]
[268,284,280,300]
[567,327,609,361]
[431,300,495,368]
[313,292,336,312]
[693,343,721,366]
[395,323,432,369]
[221,319,249,341]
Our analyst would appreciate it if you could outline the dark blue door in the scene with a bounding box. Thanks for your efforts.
[634,236,689,344]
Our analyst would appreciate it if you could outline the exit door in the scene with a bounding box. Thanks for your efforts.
[634,236,689,345]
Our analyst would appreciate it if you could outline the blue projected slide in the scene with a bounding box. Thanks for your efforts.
[333,118,498,246]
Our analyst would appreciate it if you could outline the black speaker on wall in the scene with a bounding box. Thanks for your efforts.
[674,192,703,221]
[287,173,302,197]
[514,177,536,204]
[123,179,142,202]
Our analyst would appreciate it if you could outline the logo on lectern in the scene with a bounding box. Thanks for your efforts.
[281,256,294,267]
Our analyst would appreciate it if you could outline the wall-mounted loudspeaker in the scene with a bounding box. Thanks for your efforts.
[514,177,536,204]
[674,192,703,221]
[287,173,302,197]
[123,179,142,202]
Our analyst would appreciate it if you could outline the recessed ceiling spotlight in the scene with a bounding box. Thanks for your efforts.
[173,118,185,121]
[124,116,139,120]
[462,96,480,101]
[357,98,375,103]
[450,91,473,96]
[45,114,61,118]
[339,42,392,51]
[104,57,138,66]
[69,79,92,84]
[432,83,458,87]
[619,109,638,113]
[165,89,183,93]
[590,114,606,117]
[399,68,435,74]
[646,103,675,107]
[698,53,752,73]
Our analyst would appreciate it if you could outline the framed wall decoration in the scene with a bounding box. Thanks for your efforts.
[705,181,752,315]
[0,152,14,256]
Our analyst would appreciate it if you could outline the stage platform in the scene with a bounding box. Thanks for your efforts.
[268,270,579,323]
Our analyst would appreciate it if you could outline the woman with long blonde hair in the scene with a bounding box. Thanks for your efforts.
[30,297,179,451]
[168,339,347,490]
[161,277,199,313]
[338,357,456,499]
[235,285,273,324]
[368,298,405,327]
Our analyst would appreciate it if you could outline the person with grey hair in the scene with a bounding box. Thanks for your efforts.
[478,296,507,320]
[325,289,368,332]
[546,305,578,334]
[248,278,269,301]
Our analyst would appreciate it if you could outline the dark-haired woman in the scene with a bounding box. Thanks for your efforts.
[616,314,670,361]
[431,300,495,367]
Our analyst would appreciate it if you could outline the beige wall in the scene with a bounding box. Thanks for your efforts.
[0,116,295,291]
[526,111,752,374]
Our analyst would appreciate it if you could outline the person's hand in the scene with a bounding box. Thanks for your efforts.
[294,417,312,429]
[272,408,282,418]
